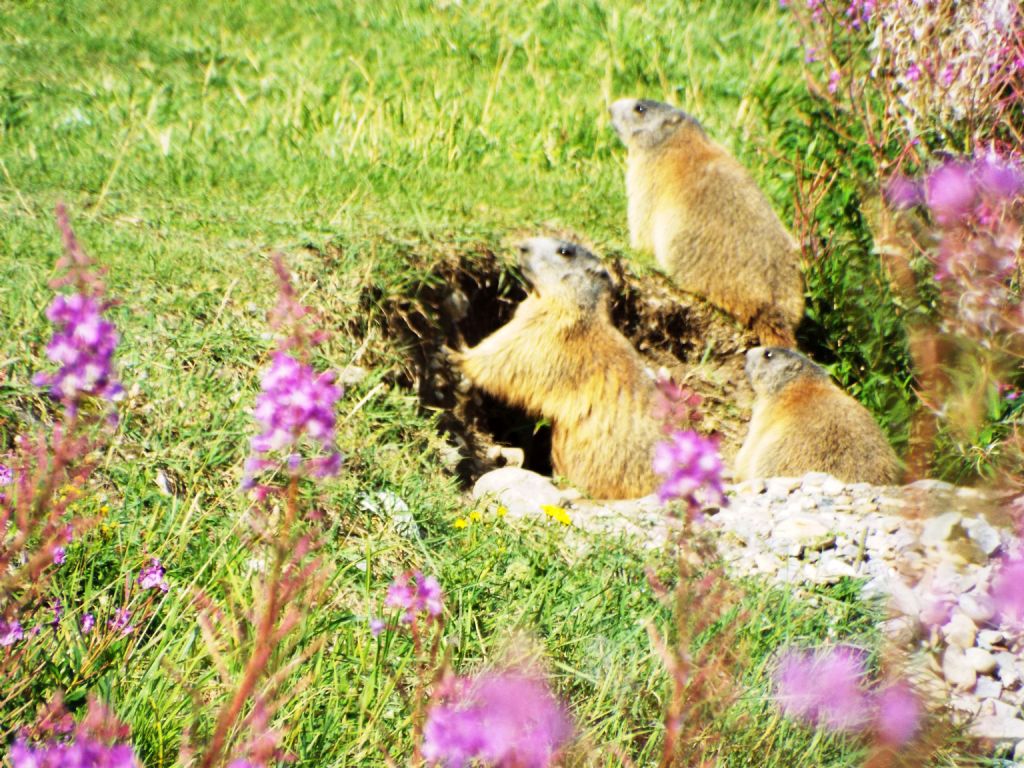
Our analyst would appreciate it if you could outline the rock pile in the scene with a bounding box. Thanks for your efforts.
[471,467,1024,760]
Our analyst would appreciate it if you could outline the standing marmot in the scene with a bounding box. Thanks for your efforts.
[450,237,664,499]
[609,98,804,347]
[734,347,902,484]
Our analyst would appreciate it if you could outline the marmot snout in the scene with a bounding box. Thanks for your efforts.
[734,346,902,485]
[609,98,805,347]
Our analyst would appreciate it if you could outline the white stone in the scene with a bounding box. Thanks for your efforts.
[821,476,846,496]
[920,511,963,546]
[943,647,979,690]
[774,515,831,544]
[1014,739,1024,762]
[766,477,802,496]
[820,558,858,579]
[800,471,832,487]
[942,612,978,649]
[960,593,997,623]
[965,648,999,675]
[969,715,1024,744]
[964,517,1002,556]
[975,676,1003,700]
[472,467,572,518]
[978,630,1006,649]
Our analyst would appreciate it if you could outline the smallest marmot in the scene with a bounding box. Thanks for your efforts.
[734,347,902,485]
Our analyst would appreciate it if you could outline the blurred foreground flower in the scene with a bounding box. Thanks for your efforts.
[653,430,726,512]
[990,553,1024,630]
[422,668,573,768]
[12,696,140,768]
[137,558,169,593]
[774,646,921,746]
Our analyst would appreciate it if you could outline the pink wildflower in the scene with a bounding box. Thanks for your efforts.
[924,162,977,223]
[828,70,841,93]
[990,554,1024,629]
[243,351,343,487]
[422,669,573,768]
[33,293,122,411]
[385,571,444,624]
[1,618,24,646]
[137,558,169,592]
[0,463,11,485]
[874,682,921,746]
[774,646,870,730]
[81,614,95,634]
[652,430,726,511]
[108,609,134,636]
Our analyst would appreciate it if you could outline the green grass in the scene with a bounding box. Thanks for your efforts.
[0,1,981,765]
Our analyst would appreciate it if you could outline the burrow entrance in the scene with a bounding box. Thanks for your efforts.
[364,248,757,485]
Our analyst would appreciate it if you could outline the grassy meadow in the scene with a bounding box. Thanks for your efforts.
[0,0,981,765]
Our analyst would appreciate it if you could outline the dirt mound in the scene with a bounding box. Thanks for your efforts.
[364,249,756,484]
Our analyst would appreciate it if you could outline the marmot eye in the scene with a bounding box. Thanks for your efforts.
[557,246,573,257]
[634,103,647,115]
[764,350,774,359]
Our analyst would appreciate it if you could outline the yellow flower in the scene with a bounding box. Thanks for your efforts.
[469,510,482,522]
[454,518,468,529]
[100,505,110,514]
[541,504,572,525]
[496,506,508,518]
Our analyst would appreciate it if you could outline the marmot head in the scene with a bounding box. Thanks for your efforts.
[744,346,829,396]
[517,238,612,311]
[609,98,704,150]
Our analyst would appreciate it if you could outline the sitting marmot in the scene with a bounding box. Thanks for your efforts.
[609,98,804,347]
[734,347,902,484]
[451,237,664,499]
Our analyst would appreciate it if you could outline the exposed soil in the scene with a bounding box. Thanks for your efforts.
[364,249,758,485]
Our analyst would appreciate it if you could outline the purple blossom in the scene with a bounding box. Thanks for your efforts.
[975,155,1024,199]
[108,609,134,636]
[54,546,66,565]
[774,646,870,731]
[51,600,64,628]
[385,571,444,624]
[33,293,122,410]
[81,614,95,634]
[422,670,573,768]
[10,736,140,768]
[925,162,978,223]
[827,70,841,94]
[990,554,1024,629]
[1,618,25,646]
[652,430,726,511]
[905,63,921,82]
[369,618,385,637]
[137,558,169,592]
[243,352,343,487]
[885,175,923,209]
[0,463,11,485]
[874,682,921,746]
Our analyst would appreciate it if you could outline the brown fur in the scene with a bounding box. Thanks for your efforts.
[734,347,902,484]
[610,99,804,346]
[451,238,663,499]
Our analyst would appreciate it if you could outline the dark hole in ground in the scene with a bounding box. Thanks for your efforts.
[363,249,757,486]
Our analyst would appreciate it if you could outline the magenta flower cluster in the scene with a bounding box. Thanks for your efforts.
[652,430,726,511]
[1,618,25,646]
[243,351,343,487]
[0,463,12,485]
[10,736,139,768]
[990,553,1024,630]
[33,293,122,410]
[888,155,1024,337]
[137,558,169,593]
[10,699,140,768]
[383,570,443,625]
[422,669,573,768]
[774,646,920,745]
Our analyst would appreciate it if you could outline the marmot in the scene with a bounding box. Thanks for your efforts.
[734,347,902,484]
[450,237,664,499]
[609,98,804,347]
